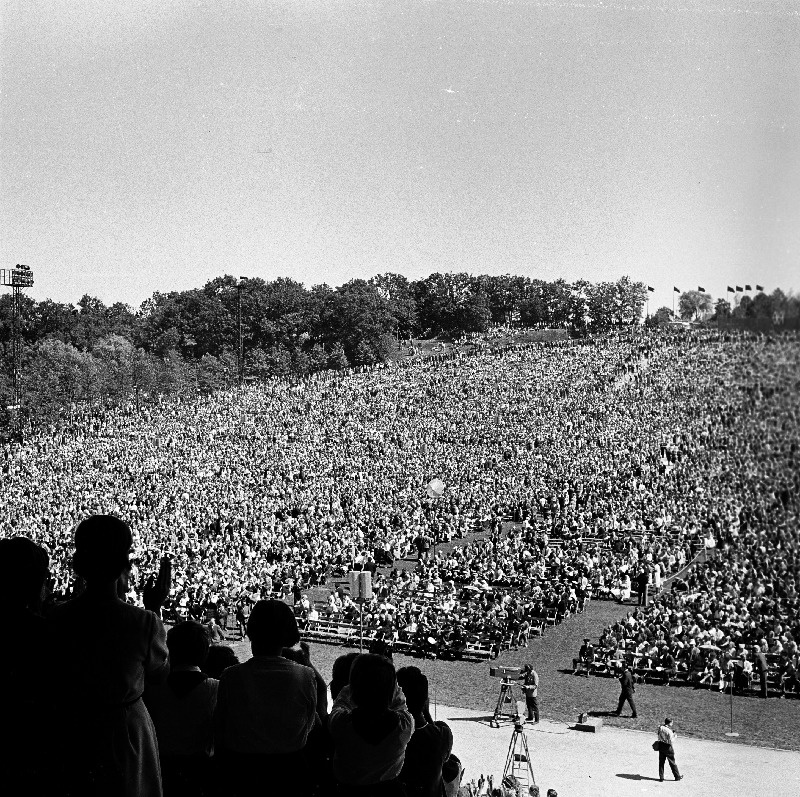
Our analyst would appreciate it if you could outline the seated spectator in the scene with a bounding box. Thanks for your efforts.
[329,653,414,795]
[146,621,218,797]
[397,666,454,797]
[330,651,360,701]
[214,599,318,797]
[202,645,239,679]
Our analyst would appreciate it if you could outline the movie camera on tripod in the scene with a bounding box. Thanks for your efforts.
[489,667,537,792]
[489,666,522,728]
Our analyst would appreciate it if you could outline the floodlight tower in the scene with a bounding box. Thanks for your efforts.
[0,264,34,406]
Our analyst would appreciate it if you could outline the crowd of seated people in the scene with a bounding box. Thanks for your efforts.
[1,517,466,797]
[573,334,800,698]
[1,326,797,727]
[1,328,739,622]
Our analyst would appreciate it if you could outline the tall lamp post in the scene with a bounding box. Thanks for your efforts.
[237,276,249,387]
[1,264,35,407]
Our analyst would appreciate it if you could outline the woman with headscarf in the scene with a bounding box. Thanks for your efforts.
[50,514,169,797]
[329,653,414,796]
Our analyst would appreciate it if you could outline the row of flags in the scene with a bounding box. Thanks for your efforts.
[661,285,764,294]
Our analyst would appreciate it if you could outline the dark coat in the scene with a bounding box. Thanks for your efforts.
[619,669,635,694]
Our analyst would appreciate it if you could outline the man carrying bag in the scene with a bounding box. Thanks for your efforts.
[653,717,683,782]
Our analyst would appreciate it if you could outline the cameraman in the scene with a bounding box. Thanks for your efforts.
[519,664,540,724]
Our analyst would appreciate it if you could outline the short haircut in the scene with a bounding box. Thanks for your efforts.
[349,653,397,713]
[247,599,300,650]
[72,515,132,582]
[0,537,49,609]
[664,717,673,725]
[397,666,428,714]
[202,646,239,679]
[167,621,210,667]
[330,652,359,700]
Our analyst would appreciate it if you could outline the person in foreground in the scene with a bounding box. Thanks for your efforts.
[396,666,453,797]
[655,717,683,782]
[50,515,170,797]
[329,653,414,795]
[214,599,318,797]
[145,620,218,797]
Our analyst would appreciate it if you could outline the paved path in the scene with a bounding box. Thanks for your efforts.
[430,702,800,797]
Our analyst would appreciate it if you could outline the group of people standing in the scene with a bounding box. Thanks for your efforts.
[2,515,456,797]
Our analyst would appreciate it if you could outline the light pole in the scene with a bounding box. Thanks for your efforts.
[237,276,249,387]
[1,264,34,408]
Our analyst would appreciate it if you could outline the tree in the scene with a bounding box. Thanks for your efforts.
[23,339,97,413]
[369,273,417,337]
[645,306,674,328]
[318,280,396,363]
[712,299,732,320]
[678,290,713,321]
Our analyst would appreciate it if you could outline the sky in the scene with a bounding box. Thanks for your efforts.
[1,0,798,313]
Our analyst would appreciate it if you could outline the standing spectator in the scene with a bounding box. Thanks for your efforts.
[329,653,414,795]
[214,599,318,797]
[396,666,453,797]
[655,718,683,782]
[636,569,649,607]
[614,663,637,718]
[753,645,769,698]
[0,537,51,796]
[145,621,218,797]
[519,664,540,724]
[50,515,169,797]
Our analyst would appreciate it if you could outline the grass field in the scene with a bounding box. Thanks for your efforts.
[224,593,800,752]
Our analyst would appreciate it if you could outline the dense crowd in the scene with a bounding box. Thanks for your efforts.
[574,335,800,697]
[2,326,799,797]
[3,329,796,646]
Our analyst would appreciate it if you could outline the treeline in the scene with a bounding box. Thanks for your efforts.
[1,273,651,419]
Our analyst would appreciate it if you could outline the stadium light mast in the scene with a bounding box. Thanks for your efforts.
[237,276,249,387]
[0,264,34,407]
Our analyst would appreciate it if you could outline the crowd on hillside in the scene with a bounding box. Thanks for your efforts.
[2,328,797,656]
[574,334,800,697]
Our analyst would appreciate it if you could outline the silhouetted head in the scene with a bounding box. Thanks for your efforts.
[330,651,359,700]
[349,653,396,714]
[0,536,49,611]
[247,599,300,655]
[202,645,239,679]
[396,666,428,717]
[167,621,211,668]
[72,515,132,584]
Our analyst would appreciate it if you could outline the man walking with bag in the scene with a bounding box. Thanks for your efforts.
[655,717,683,782]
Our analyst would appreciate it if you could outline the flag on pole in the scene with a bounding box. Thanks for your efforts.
[647,286,654,292]
[745,284,752,291]
[673,287,680,293]
[727,286,734,293]
[736,286,743,292]
[756,284,764,291]
[698,286,706,293]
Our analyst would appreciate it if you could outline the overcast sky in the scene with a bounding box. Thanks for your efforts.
[2,0,798,311]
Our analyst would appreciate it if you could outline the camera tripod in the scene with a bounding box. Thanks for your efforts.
[503,719,536,791]
[491,677,521,728]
